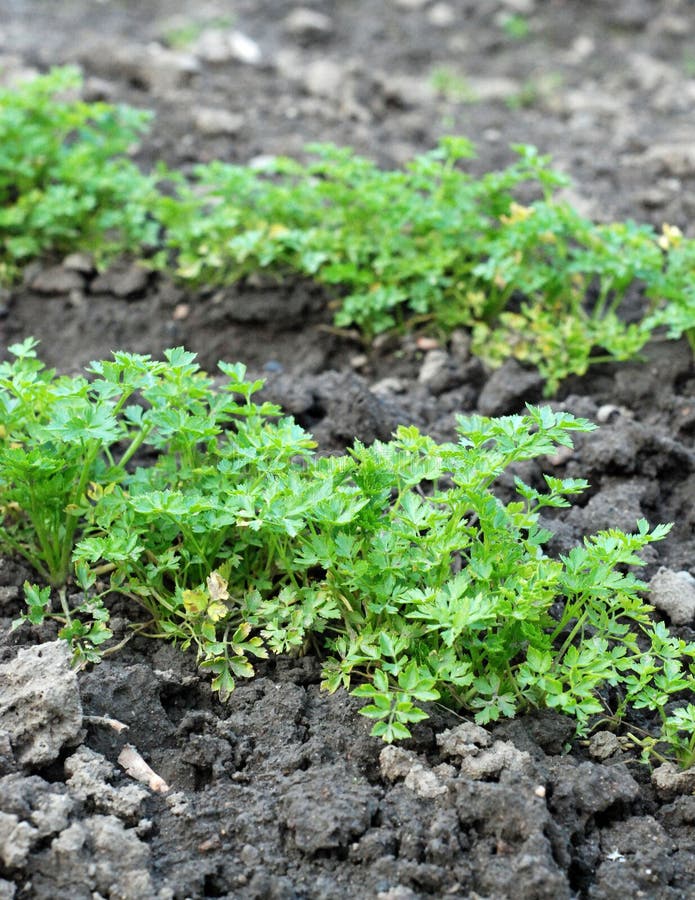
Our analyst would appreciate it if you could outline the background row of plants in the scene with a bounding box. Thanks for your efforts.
[4,338,695,766]
[2,67,695,392]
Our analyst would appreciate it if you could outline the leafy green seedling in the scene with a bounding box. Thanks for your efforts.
[429,67,477,103]
[5,346,694,765]
[499,13,530,40]
[0,66,158,284]
[154,136,670,392]
[163,16,235,49]
[5,68,695,393]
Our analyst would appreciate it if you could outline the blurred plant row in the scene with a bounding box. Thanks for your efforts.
[2,66,694,394]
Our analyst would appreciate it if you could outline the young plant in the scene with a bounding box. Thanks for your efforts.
[0,338,280,587]
[6,69,695,393]
[0,66,158,284]
[471,207,665,391]
[154,139,672,392]
[6,346,695,765]
[0,336,137,586]
[154,137,569,339]
[315,417,677,740]
[644,224,695,354]
[429,67,477,103]
[162,15,235,50]
[499,12,530,40]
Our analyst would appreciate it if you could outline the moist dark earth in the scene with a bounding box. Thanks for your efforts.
[3,1,695,898]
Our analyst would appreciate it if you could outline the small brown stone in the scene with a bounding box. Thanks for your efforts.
[31,266,85,295]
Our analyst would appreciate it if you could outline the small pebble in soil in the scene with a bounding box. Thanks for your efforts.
[652,762,695,800]
[649,567,695,626]
[63,252,95,274]
[227,31,263,66]
[194,107,245,136]
[429,3,456,27]
[545,445,574,466]
[392,0,429,9]
[284,8,334,42]
[589,731,622,761]
[30,266,85,295]
[597,403,624,423]
[371,376,406,395]
[350,353,369,370]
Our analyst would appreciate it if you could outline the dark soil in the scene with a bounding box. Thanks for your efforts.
[2,2,695,898]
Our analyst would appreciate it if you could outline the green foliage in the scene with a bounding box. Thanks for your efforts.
[0,66,158,283]
[643,225,695,354]
[153,138,678,393]
[154,137,568,341]
[5,345,695,766]
[499,13,530,40]
[429,67,477,103]
[162,16,235,49]
[5,67,695,394]
[0,335,131,586]
[505,73,563,110]
[0,337,279,586]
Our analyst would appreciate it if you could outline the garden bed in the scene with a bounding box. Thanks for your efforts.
[2,2,695,898]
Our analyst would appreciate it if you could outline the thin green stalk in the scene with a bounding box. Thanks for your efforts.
[551,604,590,665]
[116,423,153,470]
[57,440,103,584]
[590,278,614,322]
[57,586,72,626]
[25,496,63,583]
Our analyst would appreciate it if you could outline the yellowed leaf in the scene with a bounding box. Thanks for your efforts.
[206,571,229,603]
[207,600,228,622]
[182,588,207,615]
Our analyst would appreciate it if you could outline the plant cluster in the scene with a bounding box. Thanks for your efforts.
[0,66,158,284]
[3,68,695,392]
[156,140,678,392]
[498,12,531,40]
[4,341,695,765]
[429,66,477,103]
[162,15,235,50]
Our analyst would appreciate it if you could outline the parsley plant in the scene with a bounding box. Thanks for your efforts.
[0,66,157,283]
[5,344,695,765]
[5,68,695,392]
